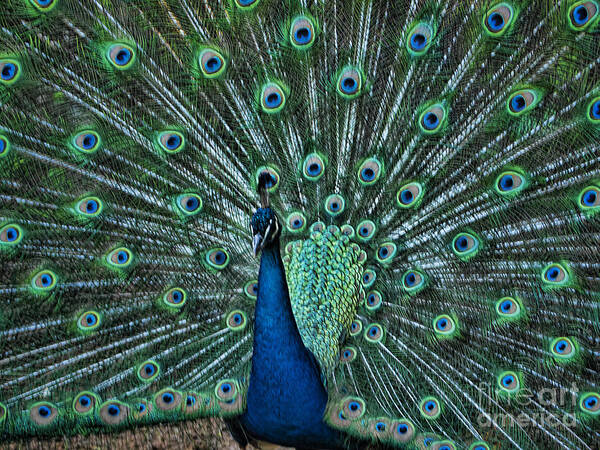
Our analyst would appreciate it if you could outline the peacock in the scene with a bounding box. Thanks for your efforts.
[1,0,600,448]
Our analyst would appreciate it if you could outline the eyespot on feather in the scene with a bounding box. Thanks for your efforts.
[420,396,441,419]
[106,43,136,69]
[397,182,424,208]
[198,48,227,78]
[29,0,58,11]
[99,400,129,425]
[71,130,101,154]
[0,135,11,157]
[158,131,185,154]
[30,402,58,426]
[137,360,160,382]
[407,22,434,55]
[226,310,247,331]
[75,197,103,217]
[175,193,202,216]
[290,16,316,49]
[325,194,345,217]
[31,269,58,293]
[73,391,99,415]
[77,310,101,332]
[260,83,286,113]
[154,389,182,411]
[205,248,230,270]
[568,1,599,30]
[419,104,446,134]
[483,3,515,36]
[106,247,133,268]
[336,66,362,99]
[392,419,415,443]
[357,158,382,185]
[0,223,23,246]
[0,59,22,85]
[163,287,187,308]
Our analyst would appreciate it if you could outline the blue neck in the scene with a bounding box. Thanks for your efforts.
[241,242,341,449]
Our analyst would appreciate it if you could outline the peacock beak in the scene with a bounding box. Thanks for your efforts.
[252,233,264,257]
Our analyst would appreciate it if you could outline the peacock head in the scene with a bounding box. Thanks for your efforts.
[251,207,281,256]
[251,171,281,256]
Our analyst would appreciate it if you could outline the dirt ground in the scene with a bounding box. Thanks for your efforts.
[2,418,267,450]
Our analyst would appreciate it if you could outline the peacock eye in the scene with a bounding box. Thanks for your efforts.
[31,269,58,292]
[349,319,363,336]
[550,337,577,361]
[364,323,384,343]
[154,389,182,411]
[356,220,376,242]
[303,153,325,180]
[542,263,569,287]
[325,194,345,217]
[419,104,446,134]
[163,287,187,308]
[206,247,230,270]
[393,419,415,442]
[497,371,520,393]
[588,97,600,122]
[256,166,280,191]
[198,48,227,78]
[433,314,457,337]
[286,212,306,232]
[495,296,522,319]
[376,242,397,264]
[507,89,540,115]
[495,170,527,195]
[290,16,316,49]
[0,135,10,156]
[362,269,376,288]
[340,346,357,362]
[138,360,160,382]
[397,182,424,208]
[579,392,600,415]
[226,310,247,331]
[107,43,135,69]
[72,130,101,153]
[158,131,185,153]
[0,223,23,245]
[244,280,258,299]
[0,59,21,85]
[402,269,426,293]
[76,197,103,217]
[260,83,286,113]
[342,397,365,419]
[73,392,97,415]
[365,290,383,312]
[569,1,599,29]
[407,23,433,54]
[452,232,480,260]
[358,158,382,185]
[176,193,202,215]
[420,397,441,419]
[337,66,362,98]
[78,311,101,331]
[483,3,515,35]
[30,402,58,426]
[30,0,56,10]
[215,379,238,401]
[578,186,600,209]
[100,401,130,425]
[107,247,133,268]
[235,0,259,9]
